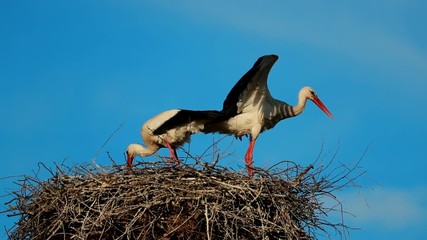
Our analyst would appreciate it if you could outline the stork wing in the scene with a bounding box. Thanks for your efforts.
[222,54,278,116]
[152,110,225,135]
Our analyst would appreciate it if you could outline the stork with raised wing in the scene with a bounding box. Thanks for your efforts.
[126,109,224,170]
[204,54,333,177]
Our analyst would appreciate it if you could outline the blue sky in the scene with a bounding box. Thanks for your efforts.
[1,1,426,239]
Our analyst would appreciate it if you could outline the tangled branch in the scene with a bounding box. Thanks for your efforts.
[3,146,363,240]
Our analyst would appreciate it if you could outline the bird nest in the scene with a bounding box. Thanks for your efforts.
[4,152,361,240]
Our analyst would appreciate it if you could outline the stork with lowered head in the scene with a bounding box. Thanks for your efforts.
[126,109,225,170]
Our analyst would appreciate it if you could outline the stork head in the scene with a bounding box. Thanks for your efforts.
[125,143,140,167]
[301,86,333,118]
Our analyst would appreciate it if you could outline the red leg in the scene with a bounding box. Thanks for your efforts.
[173,148,180,165]
[164,140,175,166]
[164,140,179,166]
[244,139,256,177]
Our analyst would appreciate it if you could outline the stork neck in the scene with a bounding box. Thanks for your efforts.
[133,144,158,157]
[291,91,309,116]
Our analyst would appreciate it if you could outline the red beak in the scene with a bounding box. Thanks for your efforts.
[127,154,134,167]
[312,97,333,119]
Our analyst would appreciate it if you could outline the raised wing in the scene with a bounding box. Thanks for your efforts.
[222,54,278,116]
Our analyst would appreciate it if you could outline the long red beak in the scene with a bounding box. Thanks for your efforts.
[312,97,333,118]
[127,154,134,167]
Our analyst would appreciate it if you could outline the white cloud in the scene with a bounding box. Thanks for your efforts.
[336,186,427,229]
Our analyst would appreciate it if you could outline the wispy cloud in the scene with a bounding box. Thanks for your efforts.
[152,1,427,90]
[337,186,427,229]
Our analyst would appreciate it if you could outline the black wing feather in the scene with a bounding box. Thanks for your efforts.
[152,110,225,135]
[221,54,278,117]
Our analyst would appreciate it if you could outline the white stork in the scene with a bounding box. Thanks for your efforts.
[203,54,333,177]
[126,109,224,169]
